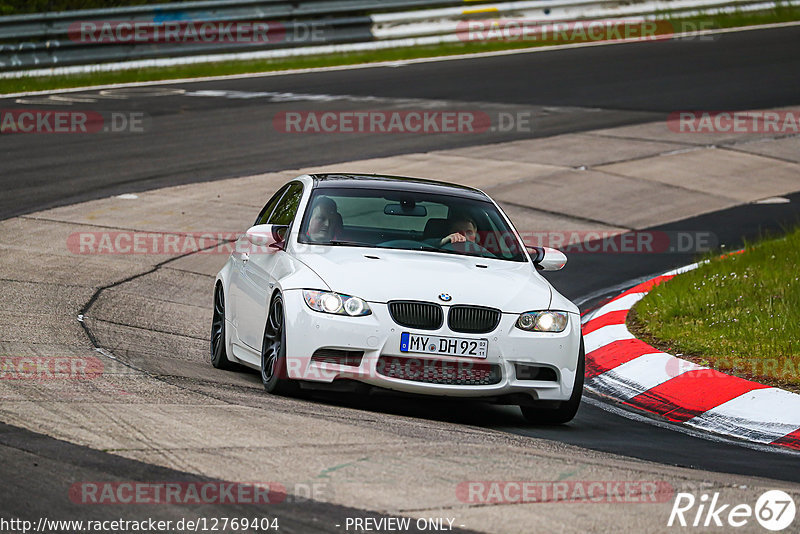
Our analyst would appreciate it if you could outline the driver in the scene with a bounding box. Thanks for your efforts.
[306,196,341,242]
[439,215,478,247]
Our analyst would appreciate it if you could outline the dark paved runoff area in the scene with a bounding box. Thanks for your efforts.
[1,25,799,220]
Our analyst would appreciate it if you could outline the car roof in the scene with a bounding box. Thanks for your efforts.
[310,173,489,201]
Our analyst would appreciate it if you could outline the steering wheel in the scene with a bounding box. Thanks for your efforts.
[441,239,491,256]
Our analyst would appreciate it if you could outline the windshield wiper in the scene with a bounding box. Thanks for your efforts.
[325,240,374,247]
[324,240,459,254]
[371,242,439,252]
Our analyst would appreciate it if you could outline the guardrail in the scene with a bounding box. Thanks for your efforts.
[0,0,793,77]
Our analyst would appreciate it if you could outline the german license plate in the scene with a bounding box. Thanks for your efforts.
[400,332,487,358]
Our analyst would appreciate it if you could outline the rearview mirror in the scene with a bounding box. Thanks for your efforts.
[384,203,427,217]
[528,246,567,271]
[245,224,288,248]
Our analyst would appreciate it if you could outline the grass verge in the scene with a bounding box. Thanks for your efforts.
[2,7,800,94]
[629,227,800,393]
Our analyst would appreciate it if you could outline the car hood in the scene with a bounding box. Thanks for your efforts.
[292,246,552,313]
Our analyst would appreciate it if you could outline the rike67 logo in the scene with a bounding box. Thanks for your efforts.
[668,490,796,531]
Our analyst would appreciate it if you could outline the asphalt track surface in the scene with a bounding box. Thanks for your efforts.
[2,24,800,527]
[0,422,466,533]
[2,24,800,220]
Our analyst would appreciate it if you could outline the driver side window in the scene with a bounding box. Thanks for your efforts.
[268,182,304,226]
[255,185,289,226]
[267,182,304,241]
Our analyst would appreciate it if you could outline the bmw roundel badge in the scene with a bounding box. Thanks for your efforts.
[438,293,452,302]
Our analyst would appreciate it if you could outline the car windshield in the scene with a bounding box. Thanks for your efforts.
[297,187,527,262]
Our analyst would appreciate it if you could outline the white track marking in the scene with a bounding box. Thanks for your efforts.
[589,292,646,317]
[594,352,701,400]
[686,389,800,444]
[584,324,635,353]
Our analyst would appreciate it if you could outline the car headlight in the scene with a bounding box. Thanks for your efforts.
[516,311,568,332]
[303,290,371,317]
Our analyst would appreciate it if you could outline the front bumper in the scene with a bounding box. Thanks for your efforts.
[282,290,582,402]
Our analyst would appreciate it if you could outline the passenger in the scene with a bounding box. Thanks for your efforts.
[306,197,341,242]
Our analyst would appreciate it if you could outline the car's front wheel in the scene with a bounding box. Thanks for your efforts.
[520,337,584,425]
[210,283,235,370]
[261,293,298,395]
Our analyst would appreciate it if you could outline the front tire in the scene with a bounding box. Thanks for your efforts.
[260,293,298,396]
[210,283,235,370]
[520,337,585,425]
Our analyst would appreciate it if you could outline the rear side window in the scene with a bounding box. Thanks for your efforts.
[268,182,304,226]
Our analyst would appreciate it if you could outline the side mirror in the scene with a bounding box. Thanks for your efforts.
[245,224,288,248]
[528,246,567,271]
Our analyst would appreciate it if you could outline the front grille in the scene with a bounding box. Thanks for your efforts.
[448,305,501,333]
[311,348,364,367]
[376,356,502,385]
[388,301,443,330]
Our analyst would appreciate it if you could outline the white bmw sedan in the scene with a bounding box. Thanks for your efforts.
[213,173,584,424]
